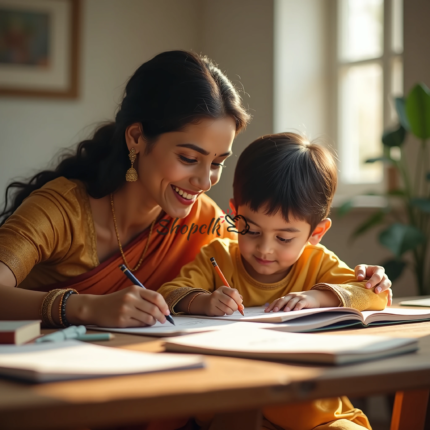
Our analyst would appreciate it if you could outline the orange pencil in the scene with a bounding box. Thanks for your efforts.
[210,257,245,316]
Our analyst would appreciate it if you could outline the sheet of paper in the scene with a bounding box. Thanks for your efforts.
[0,340,204,382]
[399,298,430,307]
[362,307,430,324]
[88,317,275,336]
[186,306,358,323]
[265,312,361,332]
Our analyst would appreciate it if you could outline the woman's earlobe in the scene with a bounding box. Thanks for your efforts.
[125,123,144,151]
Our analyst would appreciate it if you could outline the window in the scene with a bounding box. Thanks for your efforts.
[336,0,403,193]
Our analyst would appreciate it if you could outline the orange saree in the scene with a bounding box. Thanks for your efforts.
[0,177,234,293]
[38,200,235,294]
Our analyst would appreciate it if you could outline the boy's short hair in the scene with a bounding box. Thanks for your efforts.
[233,133,337,233]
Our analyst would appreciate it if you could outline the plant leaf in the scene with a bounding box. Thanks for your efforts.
[337,200,353,217]
[365,156,392,164]
[351,210,386,240]
[411,198,430,213]
[405,83,430,139]
[381,259,407,283]
[382,124,407,147]
[387,189,407,197]
[395,97,410,131]
[379,223,425,258]
[426,172,430,181]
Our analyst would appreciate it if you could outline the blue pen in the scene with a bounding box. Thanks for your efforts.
[119,264,175,325]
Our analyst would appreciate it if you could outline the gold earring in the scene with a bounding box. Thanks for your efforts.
[126,148,138,182]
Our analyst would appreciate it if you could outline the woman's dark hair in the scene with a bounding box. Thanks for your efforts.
[0,50,250,225]
[233,133,337,233]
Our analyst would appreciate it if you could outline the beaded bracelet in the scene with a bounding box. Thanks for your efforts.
[58,289,78,328]
[187,292,205,314]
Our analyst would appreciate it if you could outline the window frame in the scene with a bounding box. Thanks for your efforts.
[332,0,403,198]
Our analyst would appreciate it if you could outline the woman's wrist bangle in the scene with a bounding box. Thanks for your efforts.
[40,289,63,328]
[187,292,205,314]
[58,289,79,328]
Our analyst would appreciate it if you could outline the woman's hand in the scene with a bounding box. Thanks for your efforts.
[265,290,339,312]
[355,264,393,306]
[75,286,171,327]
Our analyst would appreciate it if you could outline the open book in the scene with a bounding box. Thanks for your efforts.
[164,328,418,365]
[186,306,430,332]
[0,340,204,382]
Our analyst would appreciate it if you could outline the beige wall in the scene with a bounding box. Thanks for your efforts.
[274,0,329,139]
[0,0,428,296]
[0,0,274,213]
[202,0,274,210]
[0,0,201,201]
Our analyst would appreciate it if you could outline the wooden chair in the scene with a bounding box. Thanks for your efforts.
[390,390,430,430]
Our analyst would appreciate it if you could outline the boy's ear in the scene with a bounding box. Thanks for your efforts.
[308,218,332,245]
[229,198,237,215]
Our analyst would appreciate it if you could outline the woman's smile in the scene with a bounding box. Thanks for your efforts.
[171,185,200,206]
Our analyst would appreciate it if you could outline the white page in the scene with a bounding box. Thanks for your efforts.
[186,306,360,323]
[0,340,204,382]
[165,327,416,356]
[362,308,430,324]
[400,298,430,307]
[265,312,362,333]
[88,318,276,337]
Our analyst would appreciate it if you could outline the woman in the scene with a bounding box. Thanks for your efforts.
[0,50,391,428]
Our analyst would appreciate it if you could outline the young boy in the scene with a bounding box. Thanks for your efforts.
[158,133,388,430]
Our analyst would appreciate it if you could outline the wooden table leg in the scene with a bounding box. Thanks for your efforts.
[390,389,430,430]
[209,408,262,430]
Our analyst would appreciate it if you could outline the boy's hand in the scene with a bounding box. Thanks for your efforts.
[355,264,393,306]
[203,286,243,316]
[265,290,339,312]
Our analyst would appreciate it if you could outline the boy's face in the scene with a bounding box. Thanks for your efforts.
[231,202,330,284]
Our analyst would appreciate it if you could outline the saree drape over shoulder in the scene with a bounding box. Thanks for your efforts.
[0,177,234,292]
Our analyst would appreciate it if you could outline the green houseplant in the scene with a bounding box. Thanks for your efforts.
[339,83,430,295]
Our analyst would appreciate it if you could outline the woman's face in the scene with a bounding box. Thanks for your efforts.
[135,117,236,219]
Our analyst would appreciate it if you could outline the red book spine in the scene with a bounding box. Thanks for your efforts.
[0,332,16,344]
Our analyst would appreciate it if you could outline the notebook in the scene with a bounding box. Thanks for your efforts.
[164,328,418,365]
[186,306,430,331]
[400,298,430,307]
[88,317,274,337]
[0,321,40,345]
[0,340,204,382]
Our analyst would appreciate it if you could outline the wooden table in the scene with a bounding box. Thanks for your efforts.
[1,299,430,430]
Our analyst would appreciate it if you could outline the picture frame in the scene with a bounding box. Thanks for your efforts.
[0,0,80,98]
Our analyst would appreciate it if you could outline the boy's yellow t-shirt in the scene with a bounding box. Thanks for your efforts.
[158,238,388,313]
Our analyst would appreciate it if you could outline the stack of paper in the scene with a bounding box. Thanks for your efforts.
[0,340,204,382]
[164,327,418,365]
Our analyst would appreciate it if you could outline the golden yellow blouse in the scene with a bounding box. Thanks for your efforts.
[0,177,98,289]
[159,238,388,313]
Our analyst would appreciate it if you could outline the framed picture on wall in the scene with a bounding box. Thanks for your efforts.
[0,0,80,98]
